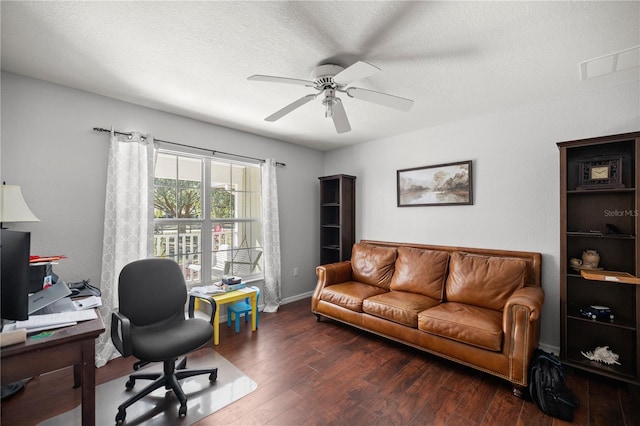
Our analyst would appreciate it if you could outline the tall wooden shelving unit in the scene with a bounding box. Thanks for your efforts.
[319,174,356,265]
[558,132,640,386]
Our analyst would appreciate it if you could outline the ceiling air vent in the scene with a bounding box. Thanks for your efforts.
[579,46,640,80]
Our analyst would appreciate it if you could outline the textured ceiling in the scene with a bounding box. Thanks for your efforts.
[2,1,639,151]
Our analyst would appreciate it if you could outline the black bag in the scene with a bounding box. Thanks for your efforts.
[529,349,579,421]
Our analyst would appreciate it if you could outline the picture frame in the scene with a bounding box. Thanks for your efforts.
[397,160,473,207]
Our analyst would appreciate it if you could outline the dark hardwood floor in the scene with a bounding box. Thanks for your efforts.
[2,298,638,425]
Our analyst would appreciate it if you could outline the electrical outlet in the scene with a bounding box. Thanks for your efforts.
[293,267,300,277]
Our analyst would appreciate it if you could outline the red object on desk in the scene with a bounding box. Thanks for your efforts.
[29,255,67,263]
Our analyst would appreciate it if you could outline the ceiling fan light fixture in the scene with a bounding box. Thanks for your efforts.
[322,89,336,118]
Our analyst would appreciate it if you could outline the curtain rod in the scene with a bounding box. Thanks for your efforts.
[92,127,286,167]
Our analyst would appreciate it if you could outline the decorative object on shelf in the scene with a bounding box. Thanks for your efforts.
[569,258,583,269]
[570,251,603,272]
[605,223,624,234]
[580,346,621,365]
[576,155,624,190]
[397,160,472,207]
[579,305,614,320]
[581,250,600,268]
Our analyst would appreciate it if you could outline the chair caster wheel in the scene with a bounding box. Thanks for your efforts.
[125,379,135,389]
[179,404,187,417]
[209,370,218,382]
[115,408,126,423]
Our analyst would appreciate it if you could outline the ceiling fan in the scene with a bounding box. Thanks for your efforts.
[248,61,414,134]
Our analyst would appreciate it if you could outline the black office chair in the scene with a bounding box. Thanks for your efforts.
[111,258,218,423]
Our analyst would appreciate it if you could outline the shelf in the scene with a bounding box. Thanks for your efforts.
[321,245,340,250]
[563,358,637,382]
[567,188,636,194]
[567,313,636,330]
[581,269,640,285]
[567,232,635,239]
[322,224,340,228]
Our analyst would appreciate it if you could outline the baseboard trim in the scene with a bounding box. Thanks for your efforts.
[538,342,560,356]
[281,291,313,305]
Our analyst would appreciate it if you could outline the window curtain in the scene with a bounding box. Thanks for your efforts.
[261,159,282,312]
[95,130,155,367]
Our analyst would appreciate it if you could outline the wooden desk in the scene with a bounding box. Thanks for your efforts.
[209,288,258,345]
[1,315,105,425]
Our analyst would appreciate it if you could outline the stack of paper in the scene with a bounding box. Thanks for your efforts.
[72,296,102,310]
[191,284,226,294]
[4,310,97,333]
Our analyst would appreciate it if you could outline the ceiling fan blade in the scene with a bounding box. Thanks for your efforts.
[264,94,317,122]
[248,74,315,87]
[333,61,381,85]
[346,87,414,112]
[331,98,351,133]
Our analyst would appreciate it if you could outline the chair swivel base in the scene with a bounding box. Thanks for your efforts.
[115,357,218,423]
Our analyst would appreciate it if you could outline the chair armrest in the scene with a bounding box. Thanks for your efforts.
[312,261,352,312]
[111,311,132,357]
[188,292,217,325]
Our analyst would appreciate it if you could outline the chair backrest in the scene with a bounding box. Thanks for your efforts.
[250,286,260,303]
[118,258,187,327]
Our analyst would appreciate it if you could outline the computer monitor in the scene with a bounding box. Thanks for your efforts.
[1,229,31,321]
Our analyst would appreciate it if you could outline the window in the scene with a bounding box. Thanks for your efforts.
[153,150,263,285]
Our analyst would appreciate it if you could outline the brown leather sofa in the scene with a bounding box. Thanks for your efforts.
[312,240,544,396]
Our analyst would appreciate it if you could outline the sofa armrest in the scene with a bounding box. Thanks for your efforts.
[502,286,545,386]
[504,286,544,321]
[312,261,352,312]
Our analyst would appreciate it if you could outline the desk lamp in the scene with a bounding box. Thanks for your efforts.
[1,184,40,228]
[1,183,39,400]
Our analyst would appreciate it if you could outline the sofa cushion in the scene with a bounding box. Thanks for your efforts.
[445,252,528,311]
[351,243,397,290]
[390,247,449,300]
[418,302,503,351]
[363,291,440,328]
[320,281,388,312]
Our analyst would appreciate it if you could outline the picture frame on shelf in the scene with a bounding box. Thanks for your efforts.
[397,160,472,207]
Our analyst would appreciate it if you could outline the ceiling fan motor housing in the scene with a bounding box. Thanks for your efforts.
[312,64,344,90]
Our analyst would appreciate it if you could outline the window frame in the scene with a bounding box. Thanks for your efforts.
[153,148,264,285]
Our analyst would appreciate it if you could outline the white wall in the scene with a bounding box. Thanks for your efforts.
[323,80,640,351]
[1,72,324,301]
[3,71,639,350]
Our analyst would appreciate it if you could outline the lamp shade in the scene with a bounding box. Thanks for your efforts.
[1,185,40,223]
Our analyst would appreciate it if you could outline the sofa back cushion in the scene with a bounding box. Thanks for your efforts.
[390,247,449,300]
[351,243,397,289]
[445,251,528,311]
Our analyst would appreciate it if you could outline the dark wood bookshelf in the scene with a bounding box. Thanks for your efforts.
[319,174,356,265]
[558,131,640,386]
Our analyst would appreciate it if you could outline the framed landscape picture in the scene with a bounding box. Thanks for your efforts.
[397,160,473,207]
